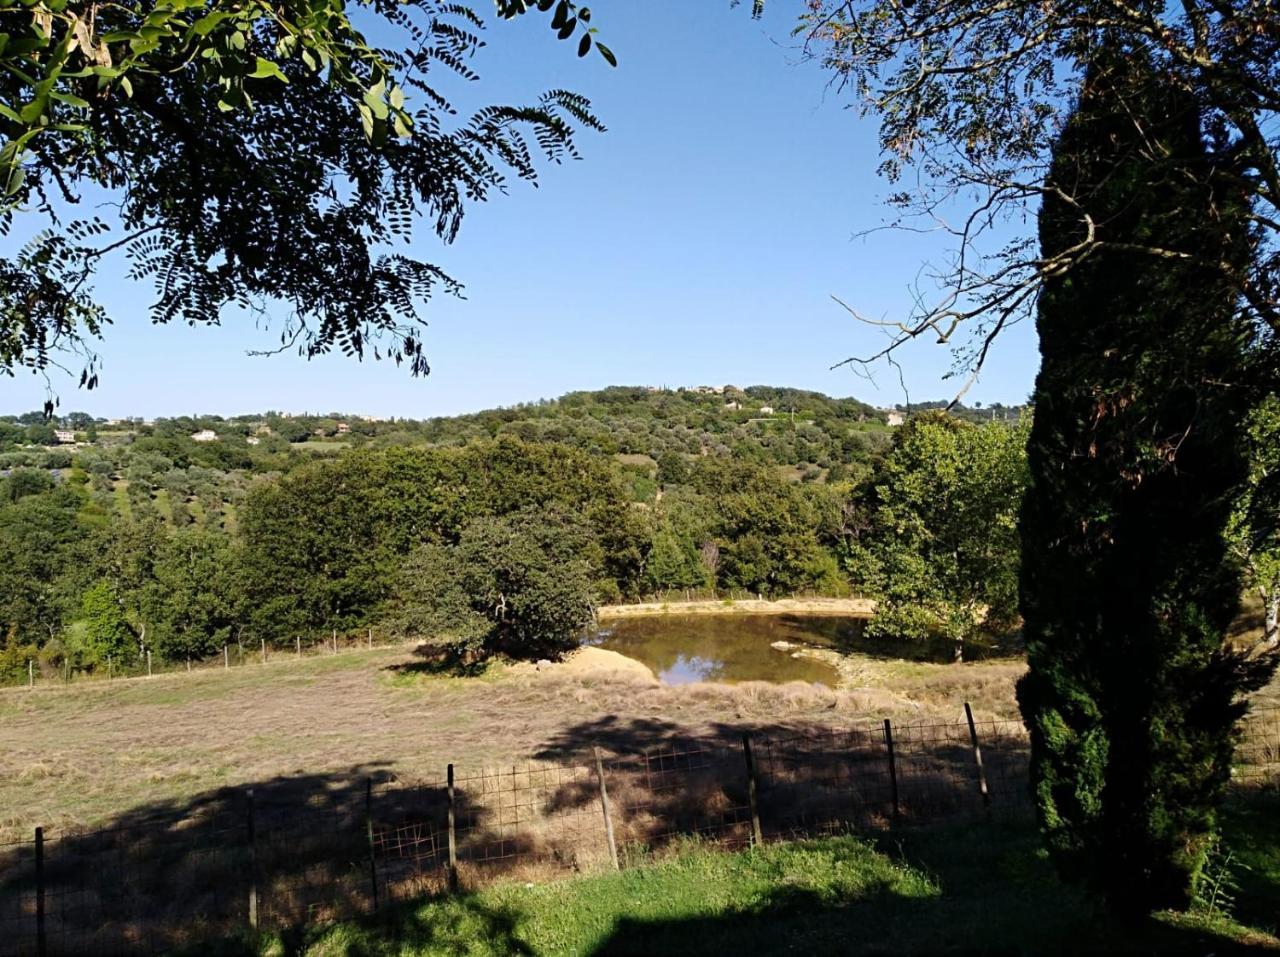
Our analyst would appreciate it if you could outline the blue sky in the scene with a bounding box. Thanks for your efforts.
[0,1,1040,420]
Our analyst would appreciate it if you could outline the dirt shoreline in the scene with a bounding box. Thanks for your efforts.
[597,597,876,620]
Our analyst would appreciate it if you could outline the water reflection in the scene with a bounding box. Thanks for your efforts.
[586,615,852,687]
[586,613,1006,688]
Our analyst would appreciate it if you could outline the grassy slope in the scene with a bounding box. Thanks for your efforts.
[0,644,1026,840]
[3,643,1271,843]
[264,816,1278,957]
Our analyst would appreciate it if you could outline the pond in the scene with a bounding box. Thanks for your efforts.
[585,614,1006,688]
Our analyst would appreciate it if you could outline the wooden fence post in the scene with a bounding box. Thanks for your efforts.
[964,702,992,813]
[446,764,458,893]
[296,637,301,659]
[260,639,266,665]
[368,627,373,650]
[146,650,152,677]
[365,778,380,912]
[741,733,764,847]
[107,656,112,681]
[883,718,900,823]
[246,789,258,930]
[593,747,620,870]
[28,659,33,688]
[332,629,337,654]
[34,826,46,957]
[224,645,229,670]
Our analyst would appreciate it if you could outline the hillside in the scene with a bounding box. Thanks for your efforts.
[0,386,1036,685]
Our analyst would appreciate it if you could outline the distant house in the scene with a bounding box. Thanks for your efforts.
[336,422,351,435]
[759,406,775,416]
[724,401,741,411]
[53,429,76,444]
[885,411,906,427]
[191,429,218,443]
[246,436,261,446]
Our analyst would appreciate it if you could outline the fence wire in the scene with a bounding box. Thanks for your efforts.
[1,706,1275,956]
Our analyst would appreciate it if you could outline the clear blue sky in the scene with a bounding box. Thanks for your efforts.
[0,1,1040,420]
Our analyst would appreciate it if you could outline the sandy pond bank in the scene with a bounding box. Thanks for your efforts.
[597,597,876,620]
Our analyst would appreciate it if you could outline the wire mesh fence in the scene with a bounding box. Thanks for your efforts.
[1,705,1275,955]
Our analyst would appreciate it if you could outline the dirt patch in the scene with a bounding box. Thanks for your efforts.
[505,646,658,682]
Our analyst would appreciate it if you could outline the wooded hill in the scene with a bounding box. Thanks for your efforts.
[0,386,1033,679]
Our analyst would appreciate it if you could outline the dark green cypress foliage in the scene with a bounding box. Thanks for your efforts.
[1017,48,1276,916]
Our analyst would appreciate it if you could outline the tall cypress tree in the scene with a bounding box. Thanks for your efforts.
[1017,48,1275,915]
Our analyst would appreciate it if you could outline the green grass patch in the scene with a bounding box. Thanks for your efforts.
[251,815,1278,957]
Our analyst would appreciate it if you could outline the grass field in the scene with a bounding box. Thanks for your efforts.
[0,641,1035,842]
[239,802,1279,956]
[3,630,1274,846]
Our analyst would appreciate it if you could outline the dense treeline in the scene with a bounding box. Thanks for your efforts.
[2,382,1272,680]
[0,393,1038,677]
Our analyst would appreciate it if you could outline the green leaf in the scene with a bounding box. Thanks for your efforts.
[190,11,232,37]
[49,90,90,108]
[596,42,616,67]
[249,57,288,82]
[389,85,404,110]
[577,33,590,57]
[18,95,47,125]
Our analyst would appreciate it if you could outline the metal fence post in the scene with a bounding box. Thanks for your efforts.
[366,778,379,912]
[741,733,764,847]
[446,764,458,892]
[883,718,900,823]
[246,789,258,930]
[34,826,46,957]
[964,702,992,813]
[593,747,620,870]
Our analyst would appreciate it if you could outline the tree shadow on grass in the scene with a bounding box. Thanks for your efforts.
[0,765,524,957]
[383,643,490,678]
[276,895,534,957]
[1222,790,1280,936]
[589,821,1275,956]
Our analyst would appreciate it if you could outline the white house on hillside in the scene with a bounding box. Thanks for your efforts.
[885,411,906,427]
[759,406,774,415]
[191,429,218,442]
[53,430,76,444]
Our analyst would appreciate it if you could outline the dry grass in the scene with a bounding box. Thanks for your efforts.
[1,638,1272,845]
[0,643,1027,842]
[597,598,876,620]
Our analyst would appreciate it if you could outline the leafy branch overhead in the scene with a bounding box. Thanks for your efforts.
[772,0,1280,387]
[0,0,613,389]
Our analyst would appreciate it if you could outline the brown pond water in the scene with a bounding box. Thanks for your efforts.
[586,614,1005,688]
